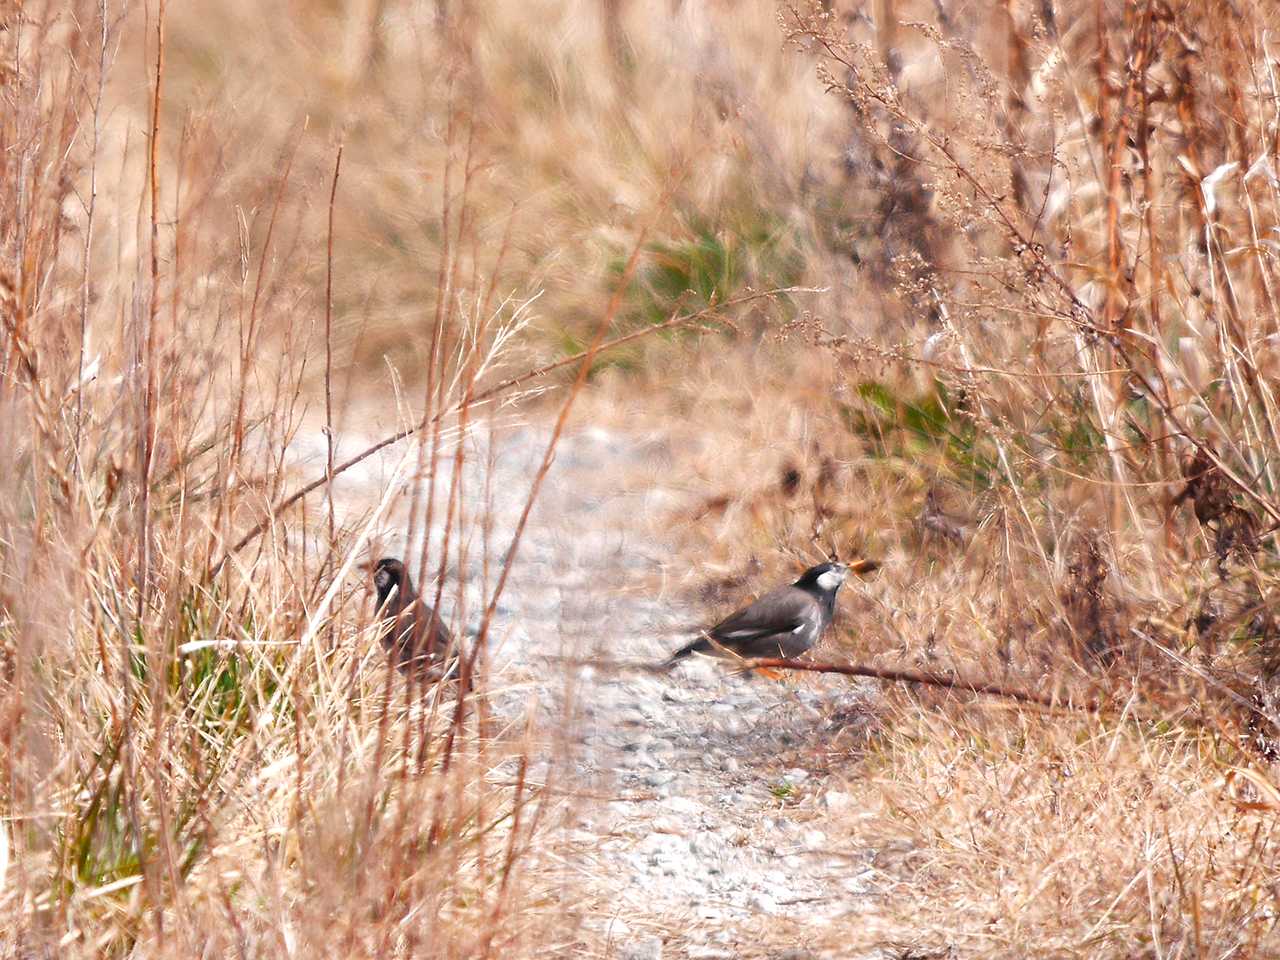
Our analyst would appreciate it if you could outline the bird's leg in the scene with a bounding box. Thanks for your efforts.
[731,655,785,681]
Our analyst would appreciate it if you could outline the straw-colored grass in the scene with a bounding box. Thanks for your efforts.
[6,0,1280,956]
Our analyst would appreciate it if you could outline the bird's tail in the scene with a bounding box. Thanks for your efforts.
[658,636,711,670]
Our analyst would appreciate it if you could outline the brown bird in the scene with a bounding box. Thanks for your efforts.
[365,557,459,680]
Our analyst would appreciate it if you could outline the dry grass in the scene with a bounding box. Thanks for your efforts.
[0,2,667,954]
[592,0,1280,954]
[7,0,1280,956]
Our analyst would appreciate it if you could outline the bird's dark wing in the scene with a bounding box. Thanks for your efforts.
[659,585,820,669]
[708,585,815,645]
[384,598,455,672]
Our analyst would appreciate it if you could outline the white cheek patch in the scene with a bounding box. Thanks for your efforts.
[816,570,846,591]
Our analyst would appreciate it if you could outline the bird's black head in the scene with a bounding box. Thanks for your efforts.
[371,557,410,610]
[793,561,851,597]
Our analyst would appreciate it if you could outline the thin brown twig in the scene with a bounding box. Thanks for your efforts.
[433,172,683,794]
[743,658,1102,712]
[323,144,343,556]
[545,651,1102,713]
[207,286,812,579]
[74,0,109,468]
[138,1,184,946]
[204,128,306,579]
[139,0,165,620]
[404,85,459,586]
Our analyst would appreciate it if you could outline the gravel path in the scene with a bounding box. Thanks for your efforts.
[324,421,879,958]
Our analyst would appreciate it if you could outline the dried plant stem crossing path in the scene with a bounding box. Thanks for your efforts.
[327,420,881,958]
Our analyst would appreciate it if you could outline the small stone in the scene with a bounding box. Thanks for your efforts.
[660,796,702,817]
[642,769,677,788]
[782,768,809,785]
[803,829,827,849]
[619,708,651,727]
[689,831,725,858]
[823,790,855,812]
[762,873,793,899]
[619,750,657,771]
[601,917,631,939]
[720,717,746,736]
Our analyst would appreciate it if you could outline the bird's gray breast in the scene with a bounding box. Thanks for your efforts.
[780,611,823,655]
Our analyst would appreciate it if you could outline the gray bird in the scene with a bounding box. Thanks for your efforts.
[365,557,458,679]
[662,559,877,668]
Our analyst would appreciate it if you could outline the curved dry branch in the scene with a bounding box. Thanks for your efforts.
[744,657,1101,712]
[208,286,819,579]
